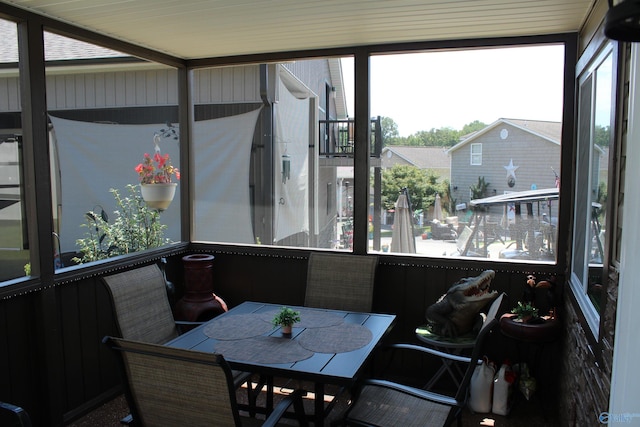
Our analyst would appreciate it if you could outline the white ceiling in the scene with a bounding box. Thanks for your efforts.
[1,0,596,60]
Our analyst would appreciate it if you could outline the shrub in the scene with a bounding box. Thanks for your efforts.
[73,184,171,263]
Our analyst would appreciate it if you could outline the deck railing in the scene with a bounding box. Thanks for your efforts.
[318,116,382,157]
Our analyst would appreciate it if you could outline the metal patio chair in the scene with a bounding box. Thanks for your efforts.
[104,337,308,427]
[339,293,507,427]
[304,252,378,313]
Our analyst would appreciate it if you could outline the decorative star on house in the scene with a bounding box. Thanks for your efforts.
[504,159,519,179]
[504,159,519,188]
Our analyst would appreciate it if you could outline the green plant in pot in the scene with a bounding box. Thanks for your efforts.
[511,301,539,323]
[272,306,301,335]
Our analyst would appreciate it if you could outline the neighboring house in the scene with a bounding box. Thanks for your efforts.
[447,118,563,213]
[381,146,450,179]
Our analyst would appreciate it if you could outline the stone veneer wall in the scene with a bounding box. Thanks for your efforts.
[559,268,616,426]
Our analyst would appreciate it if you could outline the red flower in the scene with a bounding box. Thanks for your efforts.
[135,150,179,184]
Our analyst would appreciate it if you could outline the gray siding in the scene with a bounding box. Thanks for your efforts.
[45,69,179,110]
[1,61,334,113]
[0,75,20,112]
[0,66,267,113]
[283,59,334,117]
[192,66,261,104]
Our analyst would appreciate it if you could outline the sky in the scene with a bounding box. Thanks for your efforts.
[340,44,565,137]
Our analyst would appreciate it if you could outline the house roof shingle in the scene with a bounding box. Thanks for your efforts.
[0,19,127,64]
[383,146,449,170]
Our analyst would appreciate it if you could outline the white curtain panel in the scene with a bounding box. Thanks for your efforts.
[274,78,310,243]
[192,108,262,244]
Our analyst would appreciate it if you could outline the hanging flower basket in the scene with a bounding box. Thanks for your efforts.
[140,182,177,210]
[134,125,181,210]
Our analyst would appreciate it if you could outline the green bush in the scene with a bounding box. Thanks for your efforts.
[73,184,171,263]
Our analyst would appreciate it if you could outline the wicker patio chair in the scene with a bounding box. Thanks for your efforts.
[304,253,378,312]
[102,264,202,344]
[297,253,379,413]
[0,401,32,427]
[102,264,258,421]
[104,337,308,427]
[339,293,507,427]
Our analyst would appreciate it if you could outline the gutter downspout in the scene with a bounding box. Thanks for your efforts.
[260,64,275,245]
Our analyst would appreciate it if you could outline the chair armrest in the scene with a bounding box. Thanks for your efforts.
[261,389,307,427]
[360,379,461,408]
[175,320,206,326]
[175,320,206,335]
[0,401,32,427]
[386,343,474,364]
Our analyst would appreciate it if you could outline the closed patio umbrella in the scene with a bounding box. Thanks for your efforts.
[390,190,416,253]
[433,193,444,222]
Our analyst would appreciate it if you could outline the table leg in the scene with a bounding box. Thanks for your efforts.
[266,376,274,414]
[314,382,325,426]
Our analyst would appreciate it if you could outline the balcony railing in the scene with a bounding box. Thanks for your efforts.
[319,116,382,157]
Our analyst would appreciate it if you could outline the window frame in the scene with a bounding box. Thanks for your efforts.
[470,143,483,165]
[569,35,620,341]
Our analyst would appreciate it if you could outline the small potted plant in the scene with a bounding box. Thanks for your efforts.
[272,306,301,335]
[511,301,539,323]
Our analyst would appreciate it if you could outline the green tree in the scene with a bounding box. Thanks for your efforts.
[460,120,487,136]
[377,118,487,148]
[407,128,458,146]
[397,133,424,147]
[396,120,487,148]
[594,124,610,147]
[381,165,447,214]
[380,116,400,146]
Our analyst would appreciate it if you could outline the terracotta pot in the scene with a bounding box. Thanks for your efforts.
[140,183,177,210]
[281,324,292,335]
[499,313,561,343]
[174,254,227,322]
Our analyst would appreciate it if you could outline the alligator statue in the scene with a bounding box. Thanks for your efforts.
[425,269,498,338]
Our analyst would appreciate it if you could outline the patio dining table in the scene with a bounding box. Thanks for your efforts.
[166,301,396,426]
